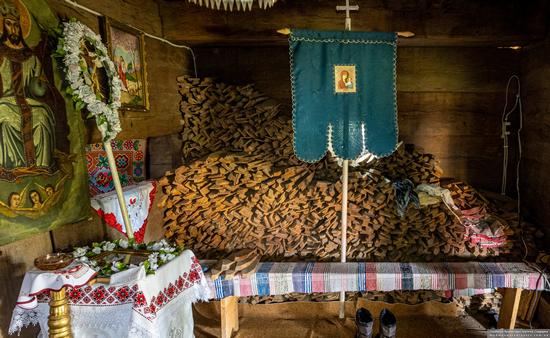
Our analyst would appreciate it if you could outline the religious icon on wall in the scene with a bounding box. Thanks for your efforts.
[0,0,90,245]
[334,65,356,93]
[101,18,148,111]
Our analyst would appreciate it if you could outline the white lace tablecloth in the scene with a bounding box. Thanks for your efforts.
[91,180,157,243]
[9,250,210,338]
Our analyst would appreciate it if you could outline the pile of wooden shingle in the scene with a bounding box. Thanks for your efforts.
[165,76,538,261]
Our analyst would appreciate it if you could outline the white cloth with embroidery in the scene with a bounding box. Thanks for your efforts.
[9,250,210,338]
[91,180,156,242]
[15,263,97,310]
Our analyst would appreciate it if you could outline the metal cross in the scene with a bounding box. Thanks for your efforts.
[336,0,359,31]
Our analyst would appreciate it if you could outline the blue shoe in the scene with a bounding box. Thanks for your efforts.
[356,307,373,338]
[378,309,397,338]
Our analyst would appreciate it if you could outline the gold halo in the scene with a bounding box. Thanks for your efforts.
[0,0,32,39]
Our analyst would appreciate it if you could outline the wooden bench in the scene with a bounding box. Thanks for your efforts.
[205,261,548,338]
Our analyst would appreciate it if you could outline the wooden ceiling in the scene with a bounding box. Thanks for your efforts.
[158,0,549,47]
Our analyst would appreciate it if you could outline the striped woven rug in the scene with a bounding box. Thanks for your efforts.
[207,262,548,299]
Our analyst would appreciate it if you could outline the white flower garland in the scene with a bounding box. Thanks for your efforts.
[73,239,183,277]
[58,20,122,141]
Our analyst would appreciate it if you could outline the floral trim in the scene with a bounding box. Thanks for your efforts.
[72,238,183,277]
[54,20,122,142]
[290,35,396,46]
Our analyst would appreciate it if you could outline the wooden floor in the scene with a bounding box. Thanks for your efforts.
[193,300,487,338]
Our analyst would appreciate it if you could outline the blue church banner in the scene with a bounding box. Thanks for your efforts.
[289,29,398,162]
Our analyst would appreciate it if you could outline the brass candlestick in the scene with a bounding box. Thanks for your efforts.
[48,287,72,338]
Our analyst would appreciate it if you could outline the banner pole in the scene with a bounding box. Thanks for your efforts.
[339,159,349,319]
[336,0,357,320]
[104,141,134,240]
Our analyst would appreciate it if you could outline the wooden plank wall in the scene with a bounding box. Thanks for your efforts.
[47,0,194,143]
[520,39,550,244]
[194,46,520,191]
[0,1,192,336]
[159,0,548,47]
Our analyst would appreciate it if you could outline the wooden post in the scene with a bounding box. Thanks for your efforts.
[220,296,239,338]
[338,159,349,319]
[104,141,134,239]
[48,287,72,338]
[497,288,522,329]
[336,0,358,320]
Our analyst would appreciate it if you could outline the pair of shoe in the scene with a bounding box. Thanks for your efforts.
[355,308,397,338]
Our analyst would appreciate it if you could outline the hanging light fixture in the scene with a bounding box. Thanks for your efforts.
[187,0,277,11]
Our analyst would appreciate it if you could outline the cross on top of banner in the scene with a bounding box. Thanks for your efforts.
[336,0,359,30]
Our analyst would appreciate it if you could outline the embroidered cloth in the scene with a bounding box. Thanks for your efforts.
[85,139,147,197]
[9,250,210,338]
[289,30,398,162]
[208,261,548,299]
[15,263,97,310]
[91,180,157,243]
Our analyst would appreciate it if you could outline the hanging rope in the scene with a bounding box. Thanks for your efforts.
[500,75,528,261]
[500,75,522,209]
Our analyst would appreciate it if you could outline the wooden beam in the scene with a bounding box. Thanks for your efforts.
[220,296,239,338]
[498,288,523,329]
[159,0,548,47]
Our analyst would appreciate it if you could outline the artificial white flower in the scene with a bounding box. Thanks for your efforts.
[73,246,89,257]
[160,253,175,262]
[118,239,129,249]
[148,253,159,271]
[60,21,122,142]
[102,242,116,251]
[148,242,163,251]
[88,260,98,270]
[92,247,102,255]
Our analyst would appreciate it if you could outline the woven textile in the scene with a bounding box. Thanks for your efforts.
[208,262,548,299]
[10,250,210,337]
[85,139,147,197]
[289,30,398,162]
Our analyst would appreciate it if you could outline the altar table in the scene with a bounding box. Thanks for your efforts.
[9,250,210,338]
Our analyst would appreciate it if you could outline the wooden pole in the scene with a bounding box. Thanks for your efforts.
[336,0,357,320]
[339,159,349,319]
[104,141,134,240]
[498,288,523,329]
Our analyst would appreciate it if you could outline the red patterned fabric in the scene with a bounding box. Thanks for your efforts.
[34,256,204,322]
[92,181,157,243]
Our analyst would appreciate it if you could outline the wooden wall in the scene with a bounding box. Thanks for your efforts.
[0,1,192,336]
[194,46,520,191]
[520,39,550,244]
[160,0,548,47]
[48,0,194,143]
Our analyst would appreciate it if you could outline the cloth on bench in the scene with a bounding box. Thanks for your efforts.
[208,262,547,299]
